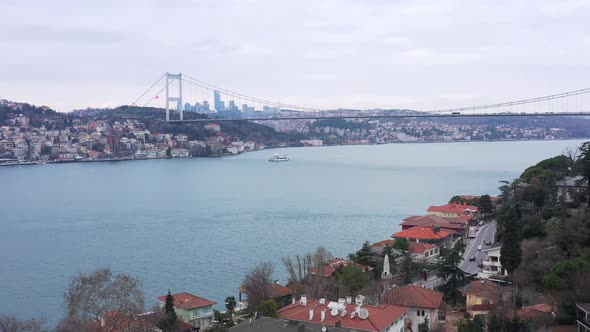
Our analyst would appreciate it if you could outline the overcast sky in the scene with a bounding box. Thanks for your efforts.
[1,0,589,112]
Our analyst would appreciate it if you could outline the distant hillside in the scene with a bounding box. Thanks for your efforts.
[88,105,304,146]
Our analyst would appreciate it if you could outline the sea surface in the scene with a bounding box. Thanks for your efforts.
[0,140,587,324]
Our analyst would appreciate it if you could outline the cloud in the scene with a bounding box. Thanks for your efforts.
[0,0,588,112]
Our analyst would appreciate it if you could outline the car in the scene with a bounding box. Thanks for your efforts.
[477,245,482,251]
[485,240,492,246]
[475,227,479,231]
[469,256,476,262]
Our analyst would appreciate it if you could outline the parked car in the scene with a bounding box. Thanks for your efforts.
[477,245,482,251]
[469,256,476,262]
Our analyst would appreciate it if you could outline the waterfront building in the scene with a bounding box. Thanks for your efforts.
[157,292,217,330]
[478,245,508,279]
[427,202,479,219]
[277,296,407,332]
[383,285,443,332]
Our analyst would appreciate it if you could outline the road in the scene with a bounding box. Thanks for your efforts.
[460,221,496,275]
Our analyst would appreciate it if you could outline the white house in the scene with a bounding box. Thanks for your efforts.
[478,245,508,279]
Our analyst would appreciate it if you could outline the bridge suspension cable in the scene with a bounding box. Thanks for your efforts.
[131,72,590,121]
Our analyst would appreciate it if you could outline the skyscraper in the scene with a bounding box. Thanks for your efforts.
[214,90,223,112]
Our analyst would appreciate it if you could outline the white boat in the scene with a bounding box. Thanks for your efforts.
[268,154,289,162]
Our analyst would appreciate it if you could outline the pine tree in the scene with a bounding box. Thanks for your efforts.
[354,240,375,268]
[478,194,494,220]
[500,207,522,275]
[437,250,464,305]
[159,290,178,332]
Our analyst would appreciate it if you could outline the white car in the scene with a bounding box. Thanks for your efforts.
[477,245,482,251]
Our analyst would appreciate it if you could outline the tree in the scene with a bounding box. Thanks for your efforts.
[0,314,47,332]
[393,238,410,251]
[158,291,178,332]
[242,262,275,314]
[500,207,522,275]
[418,316,430,332]
[225,296,237,314]
[437,250,464,305]
[339,264,368,295]
[449,195,464,204]
[578,141,590,198]
[350,241,375,268]
[256,300,278,318]
[478,194,494,220]
[62,267,144,332]
[401,252,414,285]
[456,316,484,332]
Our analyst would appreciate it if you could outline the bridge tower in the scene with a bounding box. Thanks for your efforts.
[165,72,183,121]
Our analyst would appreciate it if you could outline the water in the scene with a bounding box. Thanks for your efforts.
[0,140,586,324]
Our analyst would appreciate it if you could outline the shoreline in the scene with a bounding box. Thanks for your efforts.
[1,137,588,168]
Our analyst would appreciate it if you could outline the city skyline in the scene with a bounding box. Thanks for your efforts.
[1,0,589,112]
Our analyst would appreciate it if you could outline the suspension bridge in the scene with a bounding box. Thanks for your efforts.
[131,72,590,122]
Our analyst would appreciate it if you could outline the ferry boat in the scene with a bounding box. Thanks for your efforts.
[268,154,289,162]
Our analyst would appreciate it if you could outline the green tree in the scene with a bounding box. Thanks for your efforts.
[487,314,502,332]
[393,238,410,251]
[450,195,464,204]
[340,264,368,295]
[456,317,484,332]
[500,207,522,276]
[351,241,375,268]
[578,141,590,198]
[401,253,414,284]
[158,290,178,332]
[478,194,494,220]
[437,250,464,305]
[256,300,278,318]
[225,296,237,314]
[418,317,430,332]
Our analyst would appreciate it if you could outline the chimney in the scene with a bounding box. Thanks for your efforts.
[292,297,296,305]
[346,296,352,305]
[309,307,314,320]
[300,295,307,306]
[321,309,326,322]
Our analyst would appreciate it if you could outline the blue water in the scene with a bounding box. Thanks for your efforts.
[0,140,586,324]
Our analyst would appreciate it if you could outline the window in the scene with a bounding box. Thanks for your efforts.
[434,248,439,254]
[425,251,429,257]
[482,299,490,305]
[491,266,498,271]
[491,256,499,262]
[417,310,426,316]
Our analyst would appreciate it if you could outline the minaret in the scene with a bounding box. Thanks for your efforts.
[382,254,392,279]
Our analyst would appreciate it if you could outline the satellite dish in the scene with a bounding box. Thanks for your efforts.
[341,309,347,317]
[350,311,356,319]
[331,308,339,316]
[322,327,327,332]
[359,308,369,320]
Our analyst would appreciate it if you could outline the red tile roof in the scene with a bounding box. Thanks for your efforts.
[392,226,451,240]
[157,292,217,310]
[401,215,467,231]
[268,283,293,298]
[427,203,479,214]
[383,285,443,309]
[309,258,366,277]
[371,239,395,248]
[517,303,555,319]
[277,298,406,332]
[409,242,435,254]
[465,280,501,299]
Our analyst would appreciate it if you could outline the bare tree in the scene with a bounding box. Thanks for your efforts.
[0,314,47,332]
[563,146,579,170]
[242,262,275,314]
[283,247,334,299]
[60,267,144,332]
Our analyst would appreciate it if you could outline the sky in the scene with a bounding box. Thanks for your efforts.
[1,0,589,112]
